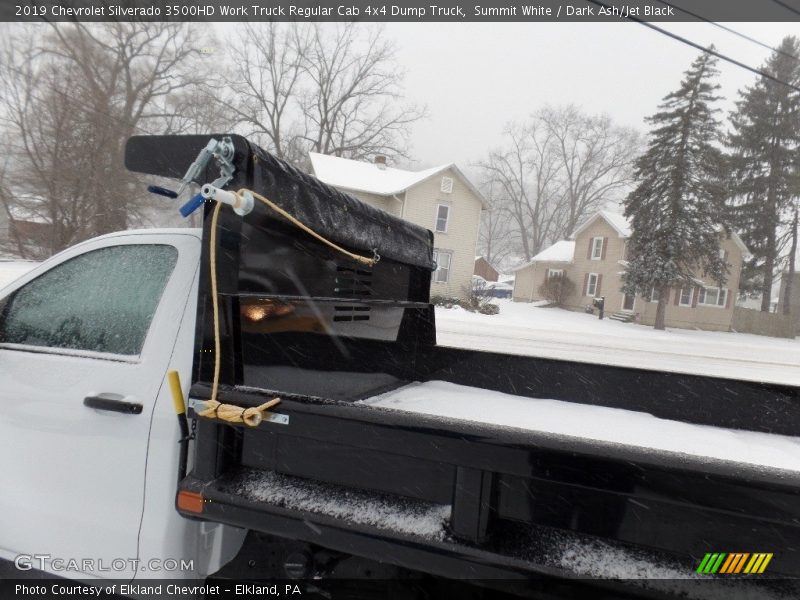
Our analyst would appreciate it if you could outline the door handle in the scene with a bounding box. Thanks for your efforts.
[83,395,143,415]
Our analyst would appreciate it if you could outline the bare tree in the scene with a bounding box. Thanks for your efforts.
[479,120,564,261]
[477,107,638,266]
[0,23,210,256]
[299,24,426,162]
[219,23,425,167]
[161,84,237,136]
[478,207,516,269]
[0,36,99,257]
[45,23,209,233]
[225,23,309,162]
[542,105,640,235]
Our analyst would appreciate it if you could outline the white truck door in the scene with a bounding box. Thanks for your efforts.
[0,232,199,580]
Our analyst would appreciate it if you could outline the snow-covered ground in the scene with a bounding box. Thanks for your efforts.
[436,300,800,386]
[0,260,38,290]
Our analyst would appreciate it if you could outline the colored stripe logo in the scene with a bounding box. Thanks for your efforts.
[696,553,773,574]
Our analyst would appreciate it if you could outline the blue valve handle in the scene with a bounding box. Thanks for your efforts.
[147,185,178,199]
[179,193,206,218]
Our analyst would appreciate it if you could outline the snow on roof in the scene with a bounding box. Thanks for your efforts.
[727,230,751,258]
[601,210,632,237]
[569,211,750,259]
[309,152,489,207]
[570,210,631,239]
[309,152,450,196]
[513,240,575,271]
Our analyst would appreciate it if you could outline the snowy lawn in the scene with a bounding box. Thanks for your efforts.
[436,300,800,386]
[0,260,38,290]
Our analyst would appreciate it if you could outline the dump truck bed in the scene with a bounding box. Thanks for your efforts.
[181,355,800,597]
[125,134,800,597]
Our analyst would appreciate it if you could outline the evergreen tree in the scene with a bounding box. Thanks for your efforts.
[623,50,728,330]
[728,36,800,312]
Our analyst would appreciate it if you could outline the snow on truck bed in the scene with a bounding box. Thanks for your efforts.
[359,380,800,473]
[222,468,450,540]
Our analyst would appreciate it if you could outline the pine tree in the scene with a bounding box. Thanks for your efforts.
[623,50,728,330]
[728,36,800,312]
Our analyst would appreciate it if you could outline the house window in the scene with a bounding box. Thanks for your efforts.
[435,204,450,233]
[432,250,452,283]
[698,286,727,307]
[440,176,453,194]
[650,286,661,303]
[591,237,604,260]
[586,273,599,296]
[547,269,564,279]
[679,287,694,306]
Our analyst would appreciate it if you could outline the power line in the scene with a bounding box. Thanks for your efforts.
[655,0,800,64]
[768,0,800,18]
[584,0,800,94]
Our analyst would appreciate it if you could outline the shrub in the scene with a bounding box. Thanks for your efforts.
[430,294,461,308]
[460,280,500,315]
[537,274,576,306]
[478,303,500,315]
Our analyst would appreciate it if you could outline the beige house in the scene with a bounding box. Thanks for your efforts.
[310,153,487,299]
[512,210,751,332]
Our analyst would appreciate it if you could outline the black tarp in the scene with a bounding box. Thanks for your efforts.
[125,134,435,270]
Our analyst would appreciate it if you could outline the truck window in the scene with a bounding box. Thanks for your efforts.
[0,244,178,356]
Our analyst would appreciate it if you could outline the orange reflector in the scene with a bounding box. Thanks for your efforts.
[177,490,205,514]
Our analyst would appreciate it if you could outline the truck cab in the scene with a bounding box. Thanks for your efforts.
[0,229,246,580]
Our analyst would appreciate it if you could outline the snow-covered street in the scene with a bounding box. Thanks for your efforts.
[436,300,800,386]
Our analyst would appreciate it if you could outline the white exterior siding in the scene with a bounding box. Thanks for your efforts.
[402,168,483,299]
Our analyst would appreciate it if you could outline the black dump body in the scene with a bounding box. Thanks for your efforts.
[127,135,800,597]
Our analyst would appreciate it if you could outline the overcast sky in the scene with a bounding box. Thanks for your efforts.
[386,22,796,170]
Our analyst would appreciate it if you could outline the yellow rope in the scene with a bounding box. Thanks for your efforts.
[238,188,379,268]
[197,397,281,428]
[209,201,222,404]
[202,187,376,426]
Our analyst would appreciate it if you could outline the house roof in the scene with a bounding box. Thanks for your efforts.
[513,240,576,271]
[570,210,632,239]
[309,152,489,208]
[570,209,751,258]
[725,229,751,258]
